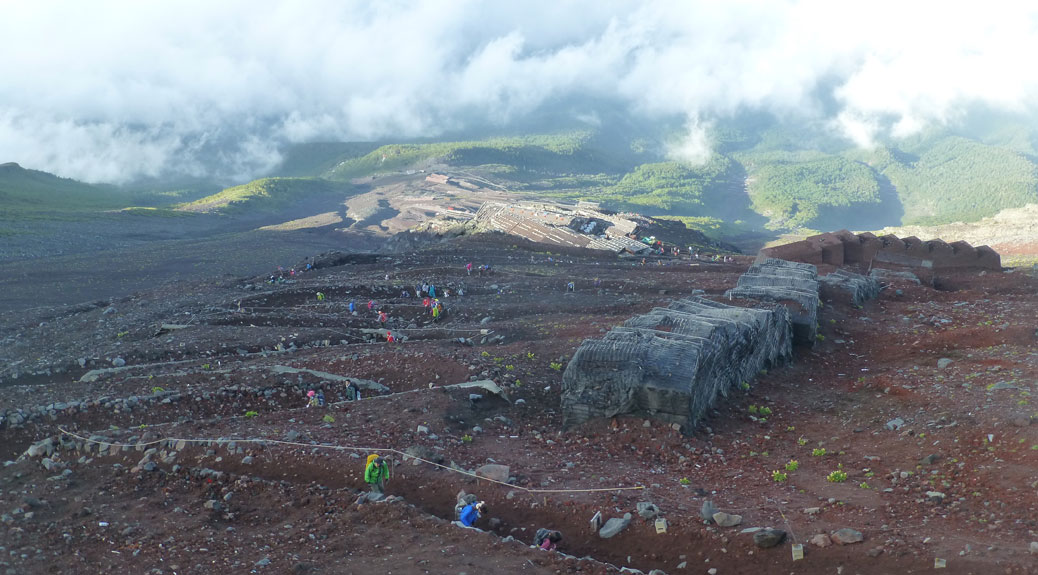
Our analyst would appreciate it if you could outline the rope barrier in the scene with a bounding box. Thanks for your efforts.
[57,427,644,495]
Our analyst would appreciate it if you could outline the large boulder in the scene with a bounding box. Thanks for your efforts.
[474,464,510,483]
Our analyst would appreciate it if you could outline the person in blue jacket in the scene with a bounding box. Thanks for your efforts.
[459,501,486,527]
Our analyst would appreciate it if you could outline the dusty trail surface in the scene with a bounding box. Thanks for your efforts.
[1,234,1036,575]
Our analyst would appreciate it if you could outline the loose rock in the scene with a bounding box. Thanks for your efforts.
[753,528,786,548]
[831,528,864,545]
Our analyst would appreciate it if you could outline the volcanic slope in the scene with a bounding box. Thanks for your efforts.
[1,234,1036,575]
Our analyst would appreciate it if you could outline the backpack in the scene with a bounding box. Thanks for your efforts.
[366,454,380,467]
[534,528,550,547]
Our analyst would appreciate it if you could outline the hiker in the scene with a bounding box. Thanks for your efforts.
[378,311,388,323]
[348,300,356,314]
[423,297,431,308]
[466,262,473,275]
[428,284,436,298]
[364,456,389,493]
[386,331,395,343]
[431,304,440,320]
[455,492,479,520]
[316,292,325,301]
[401,289,409,298]
[421,282,429,295]
[566,281,575,292]
[458,501,486,527]
[344,380,359,401]
[367,300,375,310]
[535,529,562,551]
[306,390,320,408]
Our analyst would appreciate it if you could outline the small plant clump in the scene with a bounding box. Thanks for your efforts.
[797,437,809,446]
[549,362,564,371]
[679,477,691,485]
[812,448,827,457]
[785,459,800,472]
[827,470,848,483]
[151,386,165,394]
[461,434,473,443]
[244,411,259,418]
[322,414,335,424]
[772,470,788,482]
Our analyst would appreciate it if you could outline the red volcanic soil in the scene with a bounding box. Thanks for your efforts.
[1,234,1036,575]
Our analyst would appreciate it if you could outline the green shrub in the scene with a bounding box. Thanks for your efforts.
[812,448,827,457]
[826,470,848,483]
[244,411,259,418]
[785,460,800,472]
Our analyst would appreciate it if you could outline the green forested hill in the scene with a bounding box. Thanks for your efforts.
[864,137,1038,225]
[0,162,128,216]
[743,156,882,229]
[8,121,1038,240]
[177,177,352,213]
[323,132,612,181]
[597,158,739,213]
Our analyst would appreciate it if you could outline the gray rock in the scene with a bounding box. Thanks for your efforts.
[474,464,510,482]
[753,528,786,548]
[636,502,660,520]
[885,418,905,431]
[598,516,631,539]
[141,461,158,472]
[925,491,946,503]
[831,528,864,545]
[919,454,941,465]
[937,358,953,369]
[1029,541,1038,554]
[203,500,222,511]
[255,557,271,567]
[111,357,126,367]
[712,512,742,527]
[810,533,832,547]
[404,445,444,464]
[364,492,385,503]
[241,456,254,465]
[480,316,492,325]
[700,500,718,522]
[284,431,300,442]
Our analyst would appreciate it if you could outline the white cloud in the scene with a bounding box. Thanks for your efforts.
[1,0,1037,183]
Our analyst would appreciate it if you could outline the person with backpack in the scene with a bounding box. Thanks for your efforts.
[534,528,562,551]
[458,501,485,527]
[344,380,359,401]
[364,456,389,493]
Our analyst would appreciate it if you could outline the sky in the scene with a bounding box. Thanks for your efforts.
[2,0,1038,184]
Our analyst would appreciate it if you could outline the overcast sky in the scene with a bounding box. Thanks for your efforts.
[2,0,1038,184]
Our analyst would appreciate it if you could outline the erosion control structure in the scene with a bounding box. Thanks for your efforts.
[724,258,820,344]
[561,296,792,433]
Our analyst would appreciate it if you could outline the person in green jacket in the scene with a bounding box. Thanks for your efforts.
[365,456,389,493]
